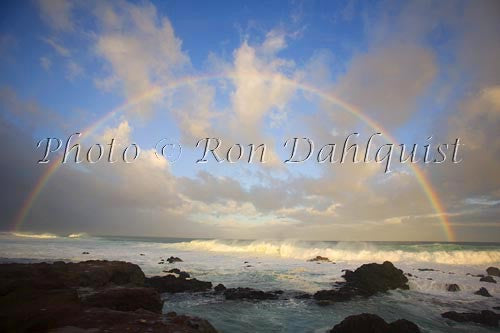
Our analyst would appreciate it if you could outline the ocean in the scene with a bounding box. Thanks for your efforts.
[1,233,499,332]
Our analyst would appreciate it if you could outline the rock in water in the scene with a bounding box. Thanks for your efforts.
[446,284,460,292]
[224,287,280,300]
[314,261,409,304]
[166,256,183,263]
[163,268,190,279]
[442,310,500,327]
[145,274,212,293]
[480,276,497,283]
[486,267,500,277]
[308,256,331,262]
[475,287,492,297]
[214,283,226,293]
[343,261,409,295]
[329,313,420,333]
[389,319,421,332]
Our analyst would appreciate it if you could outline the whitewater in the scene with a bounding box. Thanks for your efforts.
[0,233,499,332]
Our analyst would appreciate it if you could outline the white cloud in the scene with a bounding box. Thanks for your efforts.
[65,61,83,80]
[94,1,188,115]
[38,0,74,31]
[42,37,70,57]
[40,56,51,71]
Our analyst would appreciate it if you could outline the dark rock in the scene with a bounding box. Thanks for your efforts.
[308,256,331,262]
[166,256,183,263]
[139,253,145,256]
[475,287,492,297]
[0,260,217,332]
[81,287,163,313]
[343,261,409,295]
[442,310,500,327]
[66,307,218,333]
[446,284,460,292]
[418,268,436,272]
[314,287,359,303]
[480,276,497,283]
[294,293,312,299]
[145,274,212,293]
[314,261,408,304]
[81,252,89,255]
[486,267,500,277]
[0,287,82,332]
[389,319,421,332]
[329,313,420,333]
[214,284,226,293]
[427,278,433,280]
[493,306,500,310]
[224,287,279,300]
[0,260,145,290]
[163,268,190,279]
[164,311,218,332]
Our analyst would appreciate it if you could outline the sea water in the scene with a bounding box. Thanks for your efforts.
[0,233,499,332]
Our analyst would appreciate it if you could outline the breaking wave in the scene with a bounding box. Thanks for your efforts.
[67,233,88,238]
[10,232,58,239]
[163,239,500,265]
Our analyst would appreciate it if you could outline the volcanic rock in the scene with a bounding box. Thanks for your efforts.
[0,260,217,332]
[329,313,420,333]
[446,284,460,292]
[81,287,163,313]
[314,261,408,304]
[308,256,331,262]
[214,284,226,293]
[442,310,500,327]
[224,287,280,300]
[145,274,212,293]
[480,276,497,283]
[486,267,500,277]
[475,287,492,297]
[166,256,183,263]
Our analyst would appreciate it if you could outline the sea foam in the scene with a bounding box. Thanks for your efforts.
[162,239,500,265]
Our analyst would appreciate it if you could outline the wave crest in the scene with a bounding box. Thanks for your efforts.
[163,239,500,265]
[10,232,58,239]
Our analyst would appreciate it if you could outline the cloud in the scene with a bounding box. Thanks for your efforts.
[6,0,497,241]
[65,60,84,80]
[0,86,65,131]
[40,56,51,71]
[335,43,437,128]
[94,1,188,115]
[42,37,70,57]
[37,0,74,31]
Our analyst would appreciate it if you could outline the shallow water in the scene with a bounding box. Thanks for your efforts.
[0,233,499,332]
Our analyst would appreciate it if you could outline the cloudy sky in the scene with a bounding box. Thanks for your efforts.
[0,0,499,241]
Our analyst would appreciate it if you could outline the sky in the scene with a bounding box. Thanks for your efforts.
[0,0,499,241]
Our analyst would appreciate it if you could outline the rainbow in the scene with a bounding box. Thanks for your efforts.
[11,72,455,241]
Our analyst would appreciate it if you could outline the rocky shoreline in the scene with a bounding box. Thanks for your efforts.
[0,260,217,332]
[0,259,498,332]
